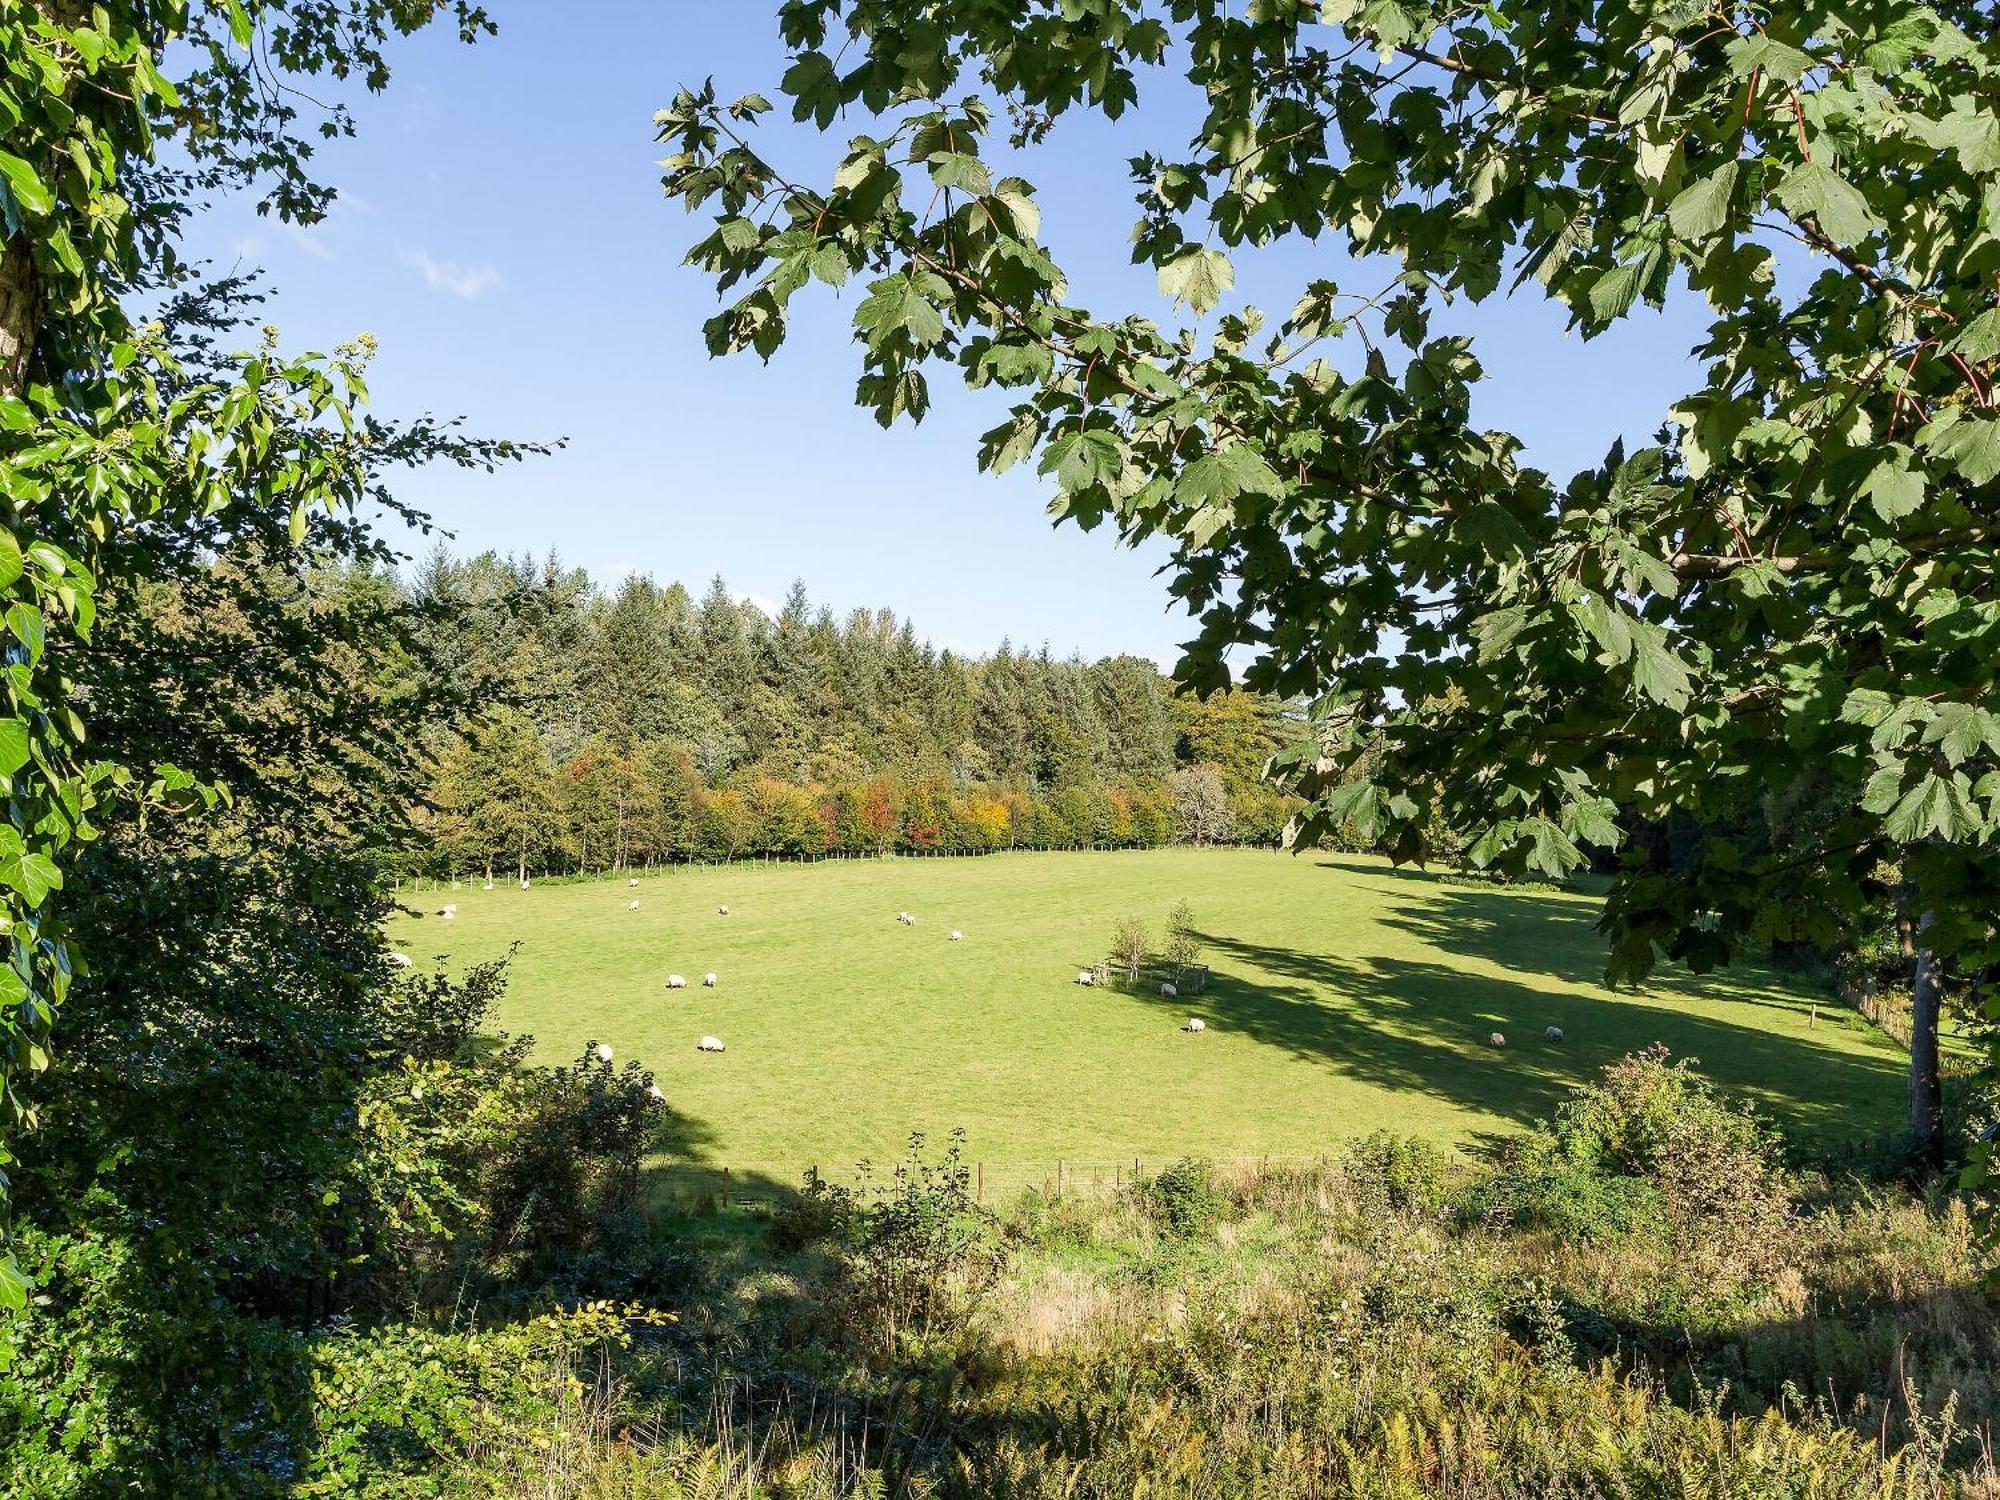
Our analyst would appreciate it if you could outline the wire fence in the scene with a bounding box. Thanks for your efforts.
[390,842,1290,896]
[651,1152,1345,1213]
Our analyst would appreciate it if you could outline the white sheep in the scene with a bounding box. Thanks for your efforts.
[644,1083,666,1103]
[1160,982,1179,999]
[949,930,963,942]
[1544,1025,1565,1043]
[436,903,457,917]
[896,911,914,926]
[718,905,730,916]
[628,877,640,888]
[520,877,531,891]
[593,1042,614,1064]
[1183,1017,1206,1033]
[482,881,494,891]
[665,974,687,989]
[1076,970,1096,986]
[388,952,413,968]
[697,1035,726,1053]
[628,900,641,911]
[1488,1031,1507,1048]
[703,972,718,988]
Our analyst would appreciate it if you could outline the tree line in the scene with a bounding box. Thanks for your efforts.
[402,552,1302,880]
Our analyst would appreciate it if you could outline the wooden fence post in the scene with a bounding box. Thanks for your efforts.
[977,1161,984,1202]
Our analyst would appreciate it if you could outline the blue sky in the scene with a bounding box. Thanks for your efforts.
[191,3,1713,668]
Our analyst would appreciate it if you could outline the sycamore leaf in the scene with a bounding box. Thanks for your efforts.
[1667,162,1738,242]
[1922,702,2000,766]
[1884,771,1979,843]
[1920,411,2000,486]
[928,151,992,195]
[1772,161,1878,248]
[1472,606,1530,663]
[1950,308,2000,363]
[1861,453,1926,521]
[1158,247,1233,314]
[1724,34,1814,84]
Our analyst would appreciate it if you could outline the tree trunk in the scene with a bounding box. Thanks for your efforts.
[0,236,37,397]
[1910,920,1944,1162]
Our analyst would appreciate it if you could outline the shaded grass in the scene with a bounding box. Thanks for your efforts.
[388,849,1905,1189]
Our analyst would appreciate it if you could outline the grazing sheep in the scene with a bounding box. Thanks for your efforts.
[628,900,641,911]
[593,1042,614,1064]
[703,973,718,988]
[697,1035,726,1053]
[896,911,915,926]
[718,905,730,916]
[949,930,963,942]
[520,878,531,891]
[1487,1031,1507,1048]
[1544,1026,1565,1043]
[436,903,457,917]
[388,952,413,968]
[1160,982,1179,999]
[665,974,687,989]
[1076,970,1096,986]
[628,878,640,888]
[644,1083,666,1103]
[1183,1017,1206,1033]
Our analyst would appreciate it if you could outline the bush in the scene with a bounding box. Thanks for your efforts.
[1340,1131,1454,1218]
[1133,1158,1225,1241]
[799,1131,1003,1353]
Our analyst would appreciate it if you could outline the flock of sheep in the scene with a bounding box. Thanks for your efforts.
[403,887,1571,1077]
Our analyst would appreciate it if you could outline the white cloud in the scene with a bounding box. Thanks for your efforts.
[281,220,338,261]
[402,248,502,300]
[733,590,780,618]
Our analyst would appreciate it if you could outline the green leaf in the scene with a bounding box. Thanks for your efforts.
[1667,162,1738,242]
[1920,411,2000,486]
[225,0,255,46]
[1724,34,1814,84]
[1772,161,1877,248]
[0,152,53,217]
[1157,248,1233,315]
[928,152,991,196]
[1950,309,2000,364]
[1861,454,1926,521]
[1884,771,1978,843]
[1922,702,2000,766]
[0,719,29,778]
[1630,626,1692,711]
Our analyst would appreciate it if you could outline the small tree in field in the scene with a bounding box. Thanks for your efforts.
[1165,902,1201,982]
[1110,916,1151,986]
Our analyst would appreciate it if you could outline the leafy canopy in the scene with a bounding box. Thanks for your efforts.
[659,1,1999,998]
[0,0,504,1315]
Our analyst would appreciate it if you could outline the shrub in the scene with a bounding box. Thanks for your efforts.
[804,1131,1003,1353]
[1133,1158,1225,1241]
[1109,915,1150,984]
[1340,1131,1453,1218]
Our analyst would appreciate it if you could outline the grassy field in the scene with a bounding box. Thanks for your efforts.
[390,848,1905,1197]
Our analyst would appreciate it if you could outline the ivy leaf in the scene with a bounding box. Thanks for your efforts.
[1158,247,1233,314]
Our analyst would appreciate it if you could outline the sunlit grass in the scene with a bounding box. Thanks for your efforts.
[390,848,1904,1194]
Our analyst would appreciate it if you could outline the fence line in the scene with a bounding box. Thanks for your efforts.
[391,841,1290,895]
[653,1151,1348,1211]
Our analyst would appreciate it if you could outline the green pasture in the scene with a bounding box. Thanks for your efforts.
[390,848,1904,1198]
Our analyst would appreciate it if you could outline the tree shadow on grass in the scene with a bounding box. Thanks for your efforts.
[1169,928,1904,1145]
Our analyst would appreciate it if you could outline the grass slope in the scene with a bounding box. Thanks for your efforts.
[391,849,1904,1195]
